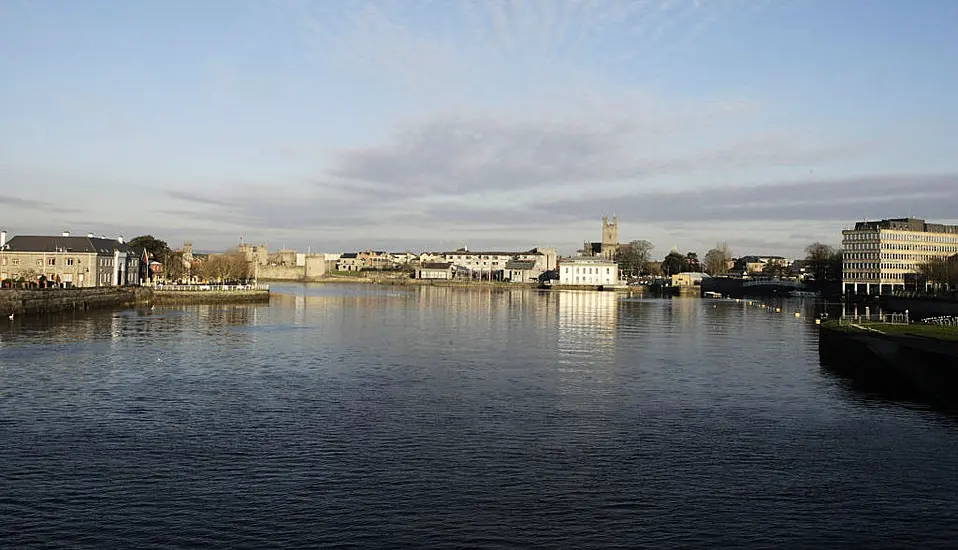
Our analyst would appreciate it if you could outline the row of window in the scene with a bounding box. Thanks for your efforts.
[845,232,958,244]
[0,272,80,282]
[847,272,910,280]
[884,232,958,243]
[1,257,79,266]
[845,242,958,253]
[562,267,613,274]
[843,262,923,271]
[883,244,958,253]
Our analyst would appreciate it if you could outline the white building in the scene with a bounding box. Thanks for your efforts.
[558,257,619,286]
[416,262,453,280]
[842,218,958,295]
[419,247,557,279]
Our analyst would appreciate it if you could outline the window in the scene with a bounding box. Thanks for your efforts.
[47,258,55,266]
[37,259,43,266]
[67,258,74,266]
[12,259,19,266]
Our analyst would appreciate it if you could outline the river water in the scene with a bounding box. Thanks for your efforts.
[1,284,956,549]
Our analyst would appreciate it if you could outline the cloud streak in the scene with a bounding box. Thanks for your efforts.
[323,103,873,200]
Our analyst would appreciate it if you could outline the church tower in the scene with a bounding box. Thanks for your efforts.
[600,215,619,259]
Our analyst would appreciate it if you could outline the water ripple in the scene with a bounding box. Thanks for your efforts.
[1,285,956,548]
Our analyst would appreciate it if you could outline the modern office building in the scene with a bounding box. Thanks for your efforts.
[841,218,958,294]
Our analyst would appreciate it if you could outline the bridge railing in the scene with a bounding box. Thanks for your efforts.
[741,279,804,288]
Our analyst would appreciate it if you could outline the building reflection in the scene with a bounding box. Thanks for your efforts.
[555,290,618,374]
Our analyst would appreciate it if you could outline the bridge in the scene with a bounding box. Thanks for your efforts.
[741,279,805,289]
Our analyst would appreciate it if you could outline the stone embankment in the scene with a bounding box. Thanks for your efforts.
[1,286,270,316]
[152,288,270,305]
[0,287,149,316]
[819,323,958,403]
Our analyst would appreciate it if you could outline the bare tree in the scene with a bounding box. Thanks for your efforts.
[919,256,958,289]
[164,250,190,282]
[614,239,654,277]
[805,243,842,282]
[197,251,251,283]
[704,242,732,275]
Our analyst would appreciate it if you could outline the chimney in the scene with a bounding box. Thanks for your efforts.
[0,230,6,248]
[117,235,124,244]
[62,230,71,237]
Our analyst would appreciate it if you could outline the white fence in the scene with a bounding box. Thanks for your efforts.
[154,284,270,292]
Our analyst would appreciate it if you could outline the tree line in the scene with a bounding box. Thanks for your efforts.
[613,239,845,282]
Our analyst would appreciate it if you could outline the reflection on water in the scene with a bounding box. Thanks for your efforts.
[2,284,958,548]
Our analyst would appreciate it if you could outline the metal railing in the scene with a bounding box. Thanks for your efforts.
[839,312,909,325]
[890,290,958,301]
[921,316,958,326]
[153,283,270,292]
[742,279,804,288]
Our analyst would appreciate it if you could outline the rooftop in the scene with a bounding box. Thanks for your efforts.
[2,235,133,254]
[848,218,958,234]
[561,256,617,265]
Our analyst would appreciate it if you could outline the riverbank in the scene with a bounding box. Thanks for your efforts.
[273,275,643,291]
[819,321,958,404]
[1,286,270,316]
[269,275,540,289]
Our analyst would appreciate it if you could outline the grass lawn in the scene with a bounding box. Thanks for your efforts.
[824,321,958,341]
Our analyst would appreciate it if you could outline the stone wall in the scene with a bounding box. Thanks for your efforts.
[152,289,269,305]
[0,287,150,316]
[256,265,306,281]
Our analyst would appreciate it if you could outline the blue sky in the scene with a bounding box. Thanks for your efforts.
[2,0,956,257]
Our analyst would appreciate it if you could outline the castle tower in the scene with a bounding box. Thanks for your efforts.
[183,242,194,262]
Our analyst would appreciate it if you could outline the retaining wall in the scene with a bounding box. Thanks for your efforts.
[0,287,150,316]
[257,265,306,281]
[152,289,270,305]
[819,325,958,403]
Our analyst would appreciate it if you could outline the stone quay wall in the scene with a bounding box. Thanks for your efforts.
[0,287,150,316]
[151,289,270,305]
[0,286,271,315]
[819,324,958,402]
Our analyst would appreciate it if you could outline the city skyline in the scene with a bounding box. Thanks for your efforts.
[2,0,957,257]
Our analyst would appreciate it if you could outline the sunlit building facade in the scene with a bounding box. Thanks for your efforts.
[841,218,958,295]
[558,257,619,287]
